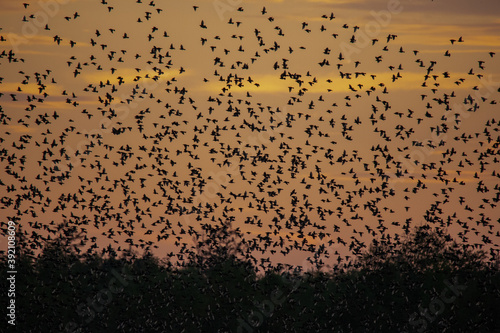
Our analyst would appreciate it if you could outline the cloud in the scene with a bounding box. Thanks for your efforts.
[6,125,36,133]
[305,0,500,17]
[199,69,481,96]
[0,81,62,95]
[4,33,54,47]
[81,67,181,87]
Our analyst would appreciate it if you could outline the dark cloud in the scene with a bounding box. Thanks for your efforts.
[312,0,500,18]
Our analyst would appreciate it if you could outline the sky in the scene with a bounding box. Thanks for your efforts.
[1,0,499,270]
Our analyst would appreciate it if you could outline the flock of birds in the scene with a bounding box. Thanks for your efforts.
[1,1,499,270]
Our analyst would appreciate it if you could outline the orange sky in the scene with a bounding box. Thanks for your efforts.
[1,0,499,269]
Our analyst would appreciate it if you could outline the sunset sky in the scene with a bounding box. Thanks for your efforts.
[1,0,499,269]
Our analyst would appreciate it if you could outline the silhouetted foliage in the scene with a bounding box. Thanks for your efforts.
[1,225,498,332]
[358,225,490,272]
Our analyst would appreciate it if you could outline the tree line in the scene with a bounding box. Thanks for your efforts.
[1,224,499,332]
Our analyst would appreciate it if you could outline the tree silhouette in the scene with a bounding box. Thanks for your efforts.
[357,224,488,272]
[1,223,498,332]
[191,218,251,270]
